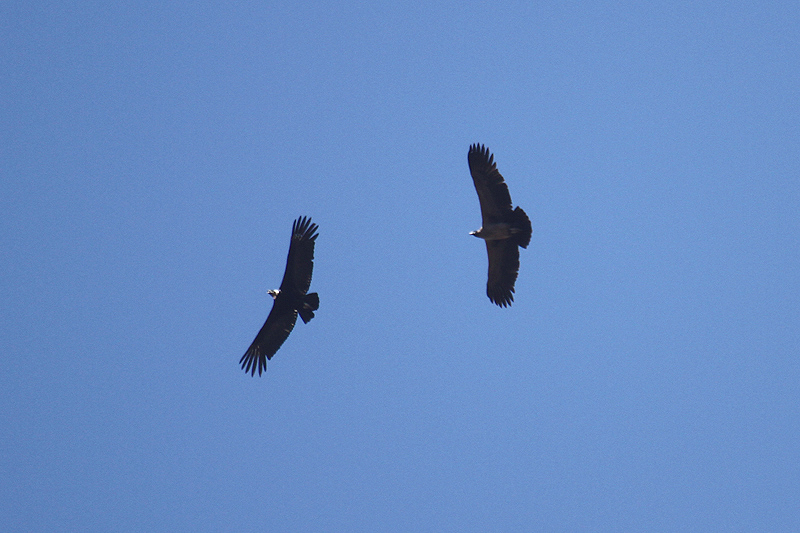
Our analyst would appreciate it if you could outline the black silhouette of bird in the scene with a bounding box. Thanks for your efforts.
[468,144,532,307]
[240,216,319,375]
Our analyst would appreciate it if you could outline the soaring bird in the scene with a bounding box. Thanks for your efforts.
[468,144,532,307]
[240,216,319,375]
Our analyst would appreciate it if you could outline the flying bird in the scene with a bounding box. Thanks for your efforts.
[240,216,319,376]
[468,144,532,307]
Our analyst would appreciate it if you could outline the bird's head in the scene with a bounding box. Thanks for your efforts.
[267,289,280,300]
[469,230,480,238]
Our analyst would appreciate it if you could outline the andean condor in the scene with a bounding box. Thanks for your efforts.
[240,216,319,375]
[468,144,532,307]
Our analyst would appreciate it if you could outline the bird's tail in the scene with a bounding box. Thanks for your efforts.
[298,292,319,324]
[512,206,532,249]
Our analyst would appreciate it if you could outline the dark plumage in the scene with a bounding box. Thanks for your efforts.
[468,144,532,307]
[240,216,319,376]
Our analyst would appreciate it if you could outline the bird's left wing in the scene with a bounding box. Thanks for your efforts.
[279,216,318,295]
[468,144,513,225]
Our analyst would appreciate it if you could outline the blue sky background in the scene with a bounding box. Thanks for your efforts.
[2,1,799,531]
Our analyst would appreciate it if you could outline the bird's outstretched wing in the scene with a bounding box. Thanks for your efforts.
[240,307,298,376]
[485,240,520,307]
[279,216,318,295]
[468,144,513,225]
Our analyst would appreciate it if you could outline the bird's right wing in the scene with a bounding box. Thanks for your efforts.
[468,144,513,225]
[239,306,299,376]
[485,239,520,307]
[279,216,318,295]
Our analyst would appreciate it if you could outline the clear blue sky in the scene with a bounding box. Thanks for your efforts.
[2,1,799,531]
